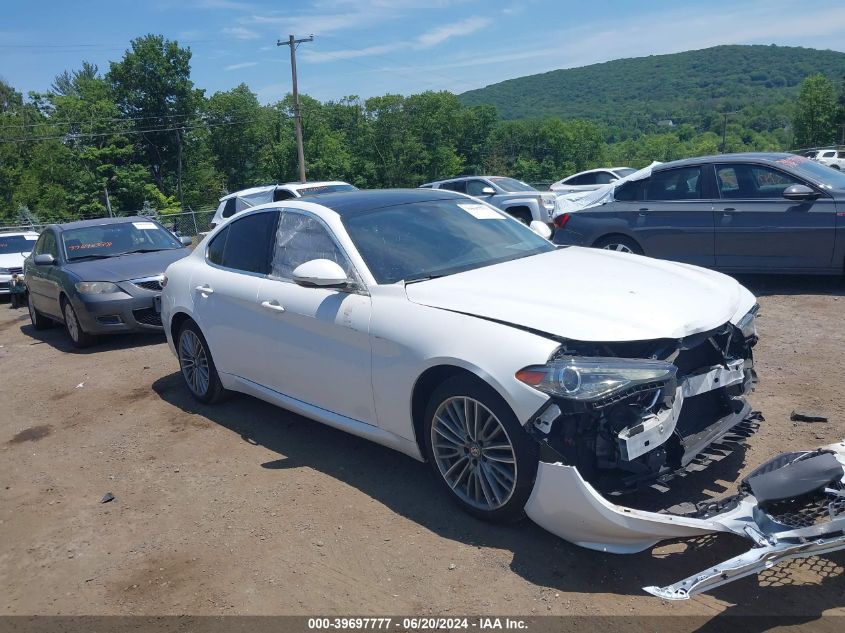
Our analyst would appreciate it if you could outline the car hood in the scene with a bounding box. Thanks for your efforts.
[63,248,190,282]
[0,252,30,268]
[404,248,756,342]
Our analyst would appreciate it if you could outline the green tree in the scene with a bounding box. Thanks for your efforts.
[793,74,838,147]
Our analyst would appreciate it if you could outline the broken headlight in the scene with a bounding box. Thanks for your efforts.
[736,305,759,339]
[516,357,676,402]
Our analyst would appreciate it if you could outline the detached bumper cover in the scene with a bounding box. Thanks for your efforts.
[525,440,845,600]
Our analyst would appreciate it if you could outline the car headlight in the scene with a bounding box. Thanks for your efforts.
[75,281,120,294]
[516,356,677,402]
[736,305,759,339]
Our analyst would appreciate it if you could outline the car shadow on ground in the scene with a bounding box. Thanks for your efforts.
[16,315,166,354]
[731,273,845,297]
[152,372,844,624]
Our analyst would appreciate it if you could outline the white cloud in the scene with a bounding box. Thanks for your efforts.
[193,0,254,10]
[222,26,260,40]
[303,43,404,63]
[416,16,491,47]
[224,61,258,70]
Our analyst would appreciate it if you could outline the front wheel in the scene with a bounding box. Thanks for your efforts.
[62,298,96,348]
[177,321,227,404]
[423,375,539,522]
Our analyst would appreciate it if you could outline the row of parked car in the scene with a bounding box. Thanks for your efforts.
[4,160,845,600]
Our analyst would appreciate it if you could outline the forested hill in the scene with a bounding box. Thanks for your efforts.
[459,45,845,130]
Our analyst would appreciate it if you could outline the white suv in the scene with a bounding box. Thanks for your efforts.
[210,181,357,228]
[0,231,39,296]
[808,149,845,171]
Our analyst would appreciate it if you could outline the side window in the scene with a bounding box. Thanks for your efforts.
[440,180,467,193]
[37,231,58,258]
[614,180,642,202]
[206,226,229,266]
[219,211,279,274]
[273,189,295,202]
[717,164,803,199]
[594,171,616,185]
[821,151,836,158]
[271,212,353,281]
[644,167,703,201]
[221,198,237,219]
[465,180,490,196]
[568,173,597,186]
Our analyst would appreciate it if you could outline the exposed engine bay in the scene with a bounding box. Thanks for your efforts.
[523,311,758,492]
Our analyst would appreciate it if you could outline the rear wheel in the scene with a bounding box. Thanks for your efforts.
[177,321,226,404]
[593,235,643,255]
[423,374,538,523]
[28,294,52,330]
[62,298,96,348]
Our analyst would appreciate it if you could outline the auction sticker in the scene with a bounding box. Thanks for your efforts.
[133,221,158,230]
[457,203,504,220]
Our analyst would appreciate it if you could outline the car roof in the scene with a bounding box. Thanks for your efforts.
[303,188,463,216]
[654,152,795,171]
[48,216,158,232]
[219,181,352,201]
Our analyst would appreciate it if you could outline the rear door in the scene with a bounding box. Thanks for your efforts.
[713,162,836,270]
[255,210,376,425]
[613,165,716,267]
[191,210,280,383]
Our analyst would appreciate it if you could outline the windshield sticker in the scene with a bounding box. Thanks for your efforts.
[68,241,112,252]
[132,221,158,230]
[457,203,505,220]
[776,155,808,168]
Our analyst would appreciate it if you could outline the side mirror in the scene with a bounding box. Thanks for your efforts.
[783,184,820,201]
[480,186,496,196]
[529,220,552,239]
[292,259,350,288]
[179,236,193,246]
[33,253,56,266]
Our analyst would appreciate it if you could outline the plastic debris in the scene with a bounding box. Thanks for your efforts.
[790,410,828,422]
[101,492,114,503]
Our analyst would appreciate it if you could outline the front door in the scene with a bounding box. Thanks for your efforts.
[28,230,63,318]
[255,210,376,425]
[713,163,836,270]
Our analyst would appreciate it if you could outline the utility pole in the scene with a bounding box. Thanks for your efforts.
[278,34,313,183]
[104,184,113,218]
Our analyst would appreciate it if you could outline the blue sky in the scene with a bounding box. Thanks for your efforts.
[2,0,845,103]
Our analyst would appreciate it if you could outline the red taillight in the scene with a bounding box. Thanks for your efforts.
[553,213,570,229]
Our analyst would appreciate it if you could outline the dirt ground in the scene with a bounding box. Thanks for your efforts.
[1,274,844,625]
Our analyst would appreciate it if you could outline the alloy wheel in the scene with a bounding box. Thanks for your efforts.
[179,329,210,397]
[430,396,517,511]
[602,243,634,254]
[64,303,80,342]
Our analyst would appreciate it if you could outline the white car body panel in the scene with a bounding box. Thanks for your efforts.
[0,232,39,292]
[405,247,756,342]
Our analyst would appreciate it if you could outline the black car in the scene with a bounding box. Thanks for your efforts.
[553,153,845,274]
[24,217,191,347]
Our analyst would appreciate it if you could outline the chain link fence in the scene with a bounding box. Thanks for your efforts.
[0,209,217,238]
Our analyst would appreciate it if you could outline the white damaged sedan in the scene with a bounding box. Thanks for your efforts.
[161,189,845,599]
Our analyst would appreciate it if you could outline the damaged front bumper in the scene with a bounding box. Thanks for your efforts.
[524,440,845,600]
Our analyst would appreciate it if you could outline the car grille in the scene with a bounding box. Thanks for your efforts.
[6,267,23,276]
[133,279,163,292]
[133,307,163,327]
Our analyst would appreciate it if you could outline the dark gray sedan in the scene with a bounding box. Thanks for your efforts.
[553,153,845,274]
[24,217,190,347]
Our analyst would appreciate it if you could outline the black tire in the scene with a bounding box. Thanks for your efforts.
[177,320,227,404]
[423,374,539,523]
[61,297,96,348]
[28,293,53,330]
[593,235,643,255]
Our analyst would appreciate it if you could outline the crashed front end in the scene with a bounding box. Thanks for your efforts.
[511,306,845,597]
[518,305,760,493]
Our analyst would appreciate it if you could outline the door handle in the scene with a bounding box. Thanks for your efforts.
[194,284,214,295]
[721,208,736,215]
[261,300,285,313]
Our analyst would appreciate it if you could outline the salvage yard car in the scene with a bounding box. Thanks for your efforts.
[24,217,191,347]
[553,153,845,274]
[0,230,39,297]
[160,188,845,599]
[549,167,636,194]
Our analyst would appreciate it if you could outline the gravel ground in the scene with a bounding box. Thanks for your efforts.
[1,274,843,626]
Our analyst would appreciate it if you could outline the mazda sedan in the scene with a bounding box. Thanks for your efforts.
[24,217,190,347]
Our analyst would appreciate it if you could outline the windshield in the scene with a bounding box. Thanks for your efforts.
[297,184,358,196]
[341,199,555,284]
[488,177,537,193]
[614,168,637,178]
[776,155,845,189]
[0,234,37,255]
[62,220,183,260]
